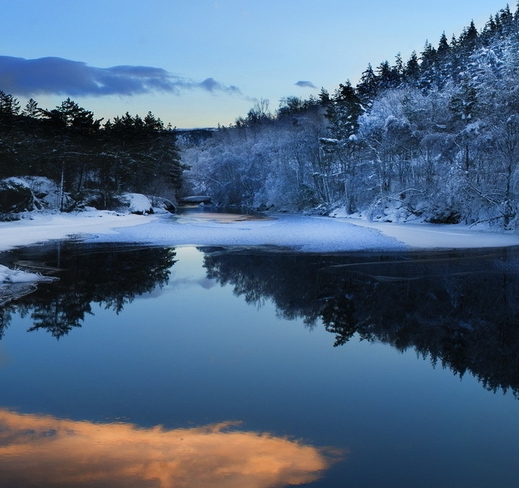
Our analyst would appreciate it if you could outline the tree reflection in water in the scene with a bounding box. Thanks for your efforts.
[201,246,519,398]
[0,242,176,339]
[2,243,519,398]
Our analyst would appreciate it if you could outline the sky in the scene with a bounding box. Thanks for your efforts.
[0,0,512,128]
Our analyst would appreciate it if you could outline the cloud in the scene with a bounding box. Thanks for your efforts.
[0,56,243,98]
[0,409,343,487]
[199,77,241,95]
[295,80,317,89]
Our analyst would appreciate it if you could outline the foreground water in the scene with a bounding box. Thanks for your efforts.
[1,241,519,487]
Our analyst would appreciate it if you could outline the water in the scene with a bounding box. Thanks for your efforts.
[1,241,519,487]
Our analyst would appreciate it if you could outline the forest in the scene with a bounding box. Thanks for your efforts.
[180,3,519,228]
[0,95,183,211]
[2,4,519,226]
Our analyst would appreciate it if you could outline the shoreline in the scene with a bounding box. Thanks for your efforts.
[1,211,519,254]
[340,218,519,249]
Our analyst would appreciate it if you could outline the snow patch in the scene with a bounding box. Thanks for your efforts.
[0,210,518,254]
[120,193,153,215]
[0,264,56,284]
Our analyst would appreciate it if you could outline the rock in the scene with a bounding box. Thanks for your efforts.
[0,178,34,214]
[148,195,177,213]
[119,193,154,215]
[426,209,461,224]
[180,195,212,204]
[24,176,61,210]
[0,176,76,217]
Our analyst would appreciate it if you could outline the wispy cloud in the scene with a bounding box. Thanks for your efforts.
[0,56,243,97]
[295,80,317,89]
[198,77,241,95]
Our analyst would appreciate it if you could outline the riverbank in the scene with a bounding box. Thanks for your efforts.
[1,211,519,253]
[0,212,156,252]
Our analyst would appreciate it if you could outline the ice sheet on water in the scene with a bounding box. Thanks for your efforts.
[1,211,519,253]
[81,214,411,252]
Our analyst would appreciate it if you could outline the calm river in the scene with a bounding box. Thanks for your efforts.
[1,239,519,487]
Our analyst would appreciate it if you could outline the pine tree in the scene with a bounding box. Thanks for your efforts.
[356,64,378,107]
[458,20,479,51]
[404,51,421,82]
[326,81,363,140]
[419,41,438,89]
[376,60,400,90]
[0,91,20,120]
[22,99,39,118]
[437,32,450,55]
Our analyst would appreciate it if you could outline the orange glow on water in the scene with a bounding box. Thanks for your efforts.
[0,409,342,487]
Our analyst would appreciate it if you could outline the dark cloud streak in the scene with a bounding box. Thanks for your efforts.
[295,80,317,89]
[0,55,242,97]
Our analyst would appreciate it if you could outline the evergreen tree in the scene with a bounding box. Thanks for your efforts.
[22,98,39,118]
[403,51,421,82]
[0,91,20,119]
[419,41,438,89]
[376,60,400,89]
[356,64,378,107]
[325,81,363,140]
[458,20,479,51]
[437,32,450,55]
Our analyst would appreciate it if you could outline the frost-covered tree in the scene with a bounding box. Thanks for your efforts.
[180,4,519,227]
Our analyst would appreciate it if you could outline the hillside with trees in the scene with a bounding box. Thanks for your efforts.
[3,4,519,228]
[181,3,519,228]
[0,95,183,214]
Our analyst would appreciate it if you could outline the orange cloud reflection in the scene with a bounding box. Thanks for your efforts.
[0,409,342,488]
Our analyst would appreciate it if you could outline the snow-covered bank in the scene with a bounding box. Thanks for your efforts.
[0,262,58,305]
[0,264,57,284]
[1,211,519,254]
[0,211,157,252]
[341,219,519,249]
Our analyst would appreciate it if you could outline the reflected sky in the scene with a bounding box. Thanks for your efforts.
[3,244,519,487]
[0,409,341,488]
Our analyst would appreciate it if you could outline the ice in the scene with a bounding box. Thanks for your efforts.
[0,264,55,284]
[89,213,409,252]
[0,211,151,252]
[343,219,519,249]
[1,211,519,254]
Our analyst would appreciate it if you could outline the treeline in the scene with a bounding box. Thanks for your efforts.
[181,3,519,227]
[0,95,183,209]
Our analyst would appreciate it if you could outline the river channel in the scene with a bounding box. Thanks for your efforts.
[1,237,519,487]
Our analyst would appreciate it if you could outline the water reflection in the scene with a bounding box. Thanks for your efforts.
[0,244,176,338]
[202,247,519,397]
[0,409,340,487]
[2,243,519,398]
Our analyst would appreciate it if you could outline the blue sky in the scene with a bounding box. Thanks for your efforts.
[0,0,511,128]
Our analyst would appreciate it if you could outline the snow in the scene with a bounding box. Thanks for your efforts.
[1,210,518,254]
[83,213,409,252]
[342,219,519,249]
[0,211,153,252]
[120,193,153,214]
[0,264,55,284]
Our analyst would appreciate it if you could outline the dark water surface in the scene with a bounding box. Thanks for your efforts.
[1,241,519,487]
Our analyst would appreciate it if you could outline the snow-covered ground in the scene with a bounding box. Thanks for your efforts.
[0,211,153,252]
[341,219,519,249]
[1,210,519,254]
[0,264,56,284]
